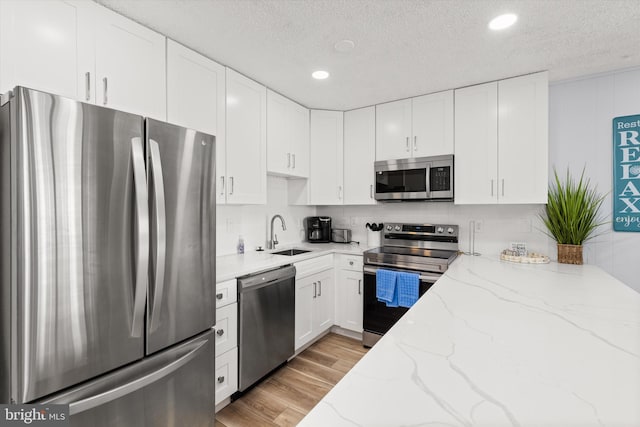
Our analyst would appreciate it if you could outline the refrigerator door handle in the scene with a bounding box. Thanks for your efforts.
[148,139,167,332]
[131,137,149,338]
[68,339,208,415]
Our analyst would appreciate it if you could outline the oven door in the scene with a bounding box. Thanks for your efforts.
[362,265,440,346]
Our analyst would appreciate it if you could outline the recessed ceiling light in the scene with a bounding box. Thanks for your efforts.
[312,70,330,80]
[334,39,355,53]
[489,13,518,31]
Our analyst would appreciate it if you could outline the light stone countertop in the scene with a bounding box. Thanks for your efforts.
[298,254,640,427]
[216,242,367,282]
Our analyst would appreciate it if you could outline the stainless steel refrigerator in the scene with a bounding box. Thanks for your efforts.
[0,87,216,426]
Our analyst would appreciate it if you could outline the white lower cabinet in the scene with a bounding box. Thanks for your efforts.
[335,255,363,333]
[215,347,238,405]
[294,255,335,350]
[214,279,238,406]
[215,303,237,356]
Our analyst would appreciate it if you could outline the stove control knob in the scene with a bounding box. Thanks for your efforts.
[394,225,401,231]
[447,227,455,234]
[436,227,444,233]
[386,225,393,231]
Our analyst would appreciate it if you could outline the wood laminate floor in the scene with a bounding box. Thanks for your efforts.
[216,333,368,427]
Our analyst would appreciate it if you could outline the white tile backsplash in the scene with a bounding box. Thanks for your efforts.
[216,176,316,255]
[317,203,550,257]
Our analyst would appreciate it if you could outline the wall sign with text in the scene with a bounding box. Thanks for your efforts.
[613,114,640,231]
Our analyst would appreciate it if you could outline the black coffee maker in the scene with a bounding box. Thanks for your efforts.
[305,217,331,243]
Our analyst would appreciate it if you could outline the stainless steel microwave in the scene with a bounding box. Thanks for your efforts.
[374,154,454,201]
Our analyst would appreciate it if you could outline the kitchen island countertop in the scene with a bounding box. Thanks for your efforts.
[299,254,640,427]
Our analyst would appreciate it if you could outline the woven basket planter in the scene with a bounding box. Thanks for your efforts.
[557,244,583,265]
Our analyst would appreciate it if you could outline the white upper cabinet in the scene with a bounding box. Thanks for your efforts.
[498,72,549,204]
[0,0,166,120]
[375,99,412,160]
[0,0,87,98]
[291,102,310,178]
[454,72,548,204]
[309,110,344,205]
[454,82,498,204]
[225,68,267,205]
[166,40,226,204]
[91,6,166,120]
[344,106,376,205]
[412,90,454,157]
[267,90,309,178]
[376,90,453,161]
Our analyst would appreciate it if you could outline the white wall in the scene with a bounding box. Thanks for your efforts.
[216,176,315,255]
[549,67,640,289]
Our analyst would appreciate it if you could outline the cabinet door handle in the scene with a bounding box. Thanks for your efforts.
[102,77,108,105]
[217,376,225,384]
[85,72,91,101]
[216,293,223,300]
[491,179,494,197]
[229,177,234,195]
[216,329,224,336]
[405,136,410,152]
[349,260,354,266]
[358,279,362,295]
[313,282,317,298]
[413,136,417,152]
[501,179,505,197]
[287,153,291,168]
[338,185,342,200]
[318,280,322,297]
[370,184,373,199]
[292,153,296,169]
[220,176,225,196]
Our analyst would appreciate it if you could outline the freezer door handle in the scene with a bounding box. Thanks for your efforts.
[68,338,208,415]
[149,139,167,332]
[131,137,149,338]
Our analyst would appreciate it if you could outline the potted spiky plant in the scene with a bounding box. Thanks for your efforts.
[541,169,606,265]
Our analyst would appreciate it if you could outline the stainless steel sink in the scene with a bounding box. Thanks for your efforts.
[272,248,311,256]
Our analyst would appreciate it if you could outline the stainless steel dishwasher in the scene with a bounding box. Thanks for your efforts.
[237,264,296,392]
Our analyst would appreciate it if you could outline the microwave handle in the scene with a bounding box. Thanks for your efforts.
[425,163,431,196]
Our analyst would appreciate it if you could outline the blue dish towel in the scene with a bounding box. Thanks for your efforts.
[376,269,398,307]
[396,271,420,308]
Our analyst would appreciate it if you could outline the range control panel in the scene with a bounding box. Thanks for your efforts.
[384,223,459,237]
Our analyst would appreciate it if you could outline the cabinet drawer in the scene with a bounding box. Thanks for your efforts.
[216,279,237,308]
[214,347,238,406]
[295,254,333,278]
[336,254,363,271]
[214,303,237,356]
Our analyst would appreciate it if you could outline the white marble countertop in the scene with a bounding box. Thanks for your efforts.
[299,254,640,427]
[216,242,366,282]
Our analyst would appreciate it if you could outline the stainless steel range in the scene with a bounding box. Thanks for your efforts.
[362,222,459,347]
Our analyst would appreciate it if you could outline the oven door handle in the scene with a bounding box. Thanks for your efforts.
[363,265,441,283]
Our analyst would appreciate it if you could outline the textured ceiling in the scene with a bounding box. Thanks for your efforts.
[96,0,640,110]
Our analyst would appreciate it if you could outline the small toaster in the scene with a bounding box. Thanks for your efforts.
[331,228,352,243]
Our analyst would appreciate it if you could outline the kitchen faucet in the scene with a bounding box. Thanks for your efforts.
[268,214,287,249]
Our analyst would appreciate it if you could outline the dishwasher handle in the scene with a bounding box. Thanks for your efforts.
[238,265,296,291]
